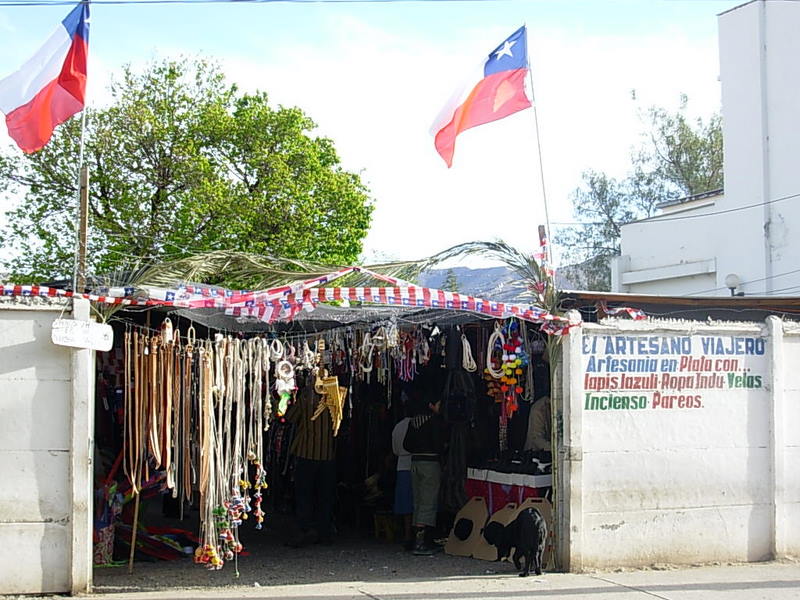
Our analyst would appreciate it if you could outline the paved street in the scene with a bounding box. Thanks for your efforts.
[83,560,800,600]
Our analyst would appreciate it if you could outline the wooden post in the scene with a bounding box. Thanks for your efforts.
[127,492,140,574]
[75,165,90,292]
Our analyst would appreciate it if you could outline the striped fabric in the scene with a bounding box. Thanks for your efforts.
[0,281,578,333]
[285,383,336,462]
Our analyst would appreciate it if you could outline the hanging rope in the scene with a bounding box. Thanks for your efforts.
[359,331,375,376]
[269,338,284,362]
[485,322,505,379]
[461,334,477,372]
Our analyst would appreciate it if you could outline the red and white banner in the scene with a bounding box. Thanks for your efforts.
[1,266,579,334]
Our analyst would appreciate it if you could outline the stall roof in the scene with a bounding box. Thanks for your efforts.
[559,290,800,323]
[162,303,498,335]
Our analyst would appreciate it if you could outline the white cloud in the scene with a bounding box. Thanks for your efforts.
[216,18,722,265]
[1,10,725,271]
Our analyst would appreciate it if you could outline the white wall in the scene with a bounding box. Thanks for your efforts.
[716,0,800,297]
[560,315,798,569]
[781,323,800,556]
[0,297,94,594]
[613,1,800,296]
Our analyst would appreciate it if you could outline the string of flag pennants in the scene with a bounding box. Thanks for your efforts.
[598,302,647,321]
[0,281,576,333]
[0,266,645,334]
[225,286,572,333]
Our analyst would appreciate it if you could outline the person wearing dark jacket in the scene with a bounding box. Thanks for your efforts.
[404,393,445,555]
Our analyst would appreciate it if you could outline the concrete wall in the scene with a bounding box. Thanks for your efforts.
[780,322,800,557]
[560,314,799,569]
[0,297,94,594]
[613,1,800,296]
[613,198,721,296]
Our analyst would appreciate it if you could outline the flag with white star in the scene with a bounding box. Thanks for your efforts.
[431,26,532,168]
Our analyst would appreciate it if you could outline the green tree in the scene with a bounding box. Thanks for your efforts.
[442,268,460,292]
[0,57,373,285]
[557,96,723,291]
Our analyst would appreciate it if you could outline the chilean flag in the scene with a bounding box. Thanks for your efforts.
[0,3,90,154]
[431,26,532,168]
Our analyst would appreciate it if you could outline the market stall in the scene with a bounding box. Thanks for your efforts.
[2,269,571,575]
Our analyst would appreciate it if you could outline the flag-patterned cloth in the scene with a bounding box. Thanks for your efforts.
[0,3,90,153]
[431,26,532,167]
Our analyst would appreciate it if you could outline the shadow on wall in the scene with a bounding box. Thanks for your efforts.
[0,307,72,593]
[745,324,774,562]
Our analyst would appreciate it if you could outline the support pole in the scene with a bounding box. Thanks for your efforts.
[128,491,140,574]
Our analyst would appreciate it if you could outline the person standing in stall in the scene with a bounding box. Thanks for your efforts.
[524,395,551,453]
[285,374,337,547]
[404,382,445,556]
[525,350,552,455]
[391,393,414,550]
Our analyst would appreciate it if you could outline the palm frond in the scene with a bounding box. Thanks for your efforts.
[92,242,560,324]
[138,251,341,290]
[413,240,558,314]
[91,250,429,321]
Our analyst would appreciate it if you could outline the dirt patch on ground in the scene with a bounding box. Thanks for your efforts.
[93,521,509,594]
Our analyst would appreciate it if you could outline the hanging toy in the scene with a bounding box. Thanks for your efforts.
[253,463,268,529]
[252,465,268,530]
[251,489,265,530]
[274,359,295,416]
[498,320,528,416]
[194,543,223,570]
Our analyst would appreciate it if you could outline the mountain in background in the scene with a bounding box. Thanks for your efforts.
[418,266,575,304]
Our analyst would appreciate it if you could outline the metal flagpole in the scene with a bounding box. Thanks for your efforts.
[72,1,90,293]
[524,27,553,267]
[524,24,561,572]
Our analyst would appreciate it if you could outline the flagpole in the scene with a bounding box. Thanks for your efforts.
[72,0,90,293]
[524,28,553,267]
[525,28,559,572]
[72,110,88,292]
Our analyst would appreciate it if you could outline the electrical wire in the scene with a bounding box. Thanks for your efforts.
[634,190,800,223]
[685,266,800,297]
[554,189,800,229]
[761,284,800,296]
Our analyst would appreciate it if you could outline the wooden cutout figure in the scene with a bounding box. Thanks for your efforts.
[444,496,490,557]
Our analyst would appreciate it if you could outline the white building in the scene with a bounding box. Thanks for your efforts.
[612,0,800,298]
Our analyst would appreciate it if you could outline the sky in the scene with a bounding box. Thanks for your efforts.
[0,0,744,269]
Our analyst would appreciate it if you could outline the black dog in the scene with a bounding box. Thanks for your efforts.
[483,507,547,577]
